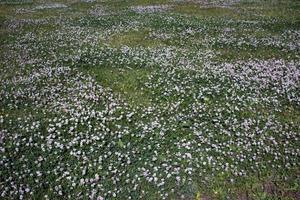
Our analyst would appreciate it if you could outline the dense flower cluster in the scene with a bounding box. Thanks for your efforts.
[131,5,172,14]
[208,59,300,104]
[34,3,67,10]
[172,0,241,6]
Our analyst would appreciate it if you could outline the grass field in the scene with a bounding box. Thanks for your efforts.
[0,0,299,199]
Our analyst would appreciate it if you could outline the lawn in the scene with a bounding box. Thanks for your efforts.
[0,0,299,199]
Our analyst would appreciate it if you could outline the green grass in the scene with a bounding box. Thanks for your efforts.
[173,4,240,19]
[83,66,152,107]
[108,29,165,48]
[216,46,299,61]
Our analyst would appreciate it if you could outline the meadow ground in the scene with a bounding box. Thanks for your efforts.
[0,0,299,199]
